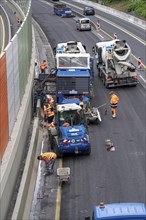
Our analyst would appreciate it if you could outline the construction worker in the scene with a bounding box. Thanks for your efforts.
[44,104,54,126]
[40,60,47,74]
[46,94,54,107]
[82,95,90,111]
[109,91,119,118]
[92,46,95,55]
[37,152,57,173]
[47,104,54,123]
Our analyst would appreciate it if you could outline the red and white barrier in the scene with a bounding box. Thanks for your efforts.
[137,57,142,69]
[97,19,100,31]
[114,33,117,39]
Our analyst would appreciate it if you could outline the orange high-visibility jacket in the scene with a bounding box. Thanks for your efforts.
[46,105,54,117]
[40,61,47,69]
[110,94,119,104]
[41,152,57,160]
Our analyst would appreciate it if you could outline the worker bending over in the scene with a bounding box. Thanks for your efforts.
[37,152,57,174]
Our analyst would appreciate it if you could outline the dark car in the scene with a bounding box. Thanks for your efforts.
[83,7,95,15]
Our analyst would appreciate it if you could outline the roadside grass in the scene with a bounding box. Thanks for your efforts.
[90,0,146,20]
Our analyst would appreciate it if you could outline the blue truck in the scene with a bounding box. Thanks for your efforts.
[48,103,91,157]
[85,202,146,220]
[53,3,75,18]
[55,53,94,104]
[47,51,94,157]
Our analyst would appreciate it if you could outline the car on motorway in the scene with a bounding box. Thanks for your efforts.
[83,6,95,15]
[76,18,91,31]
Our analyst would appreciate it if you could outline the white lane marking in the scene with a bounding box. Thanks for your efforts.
[139,74,146,83]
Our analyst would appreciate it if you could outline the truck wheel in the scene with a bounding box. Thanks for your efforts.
[98,69,101,78]
[86,118,90,125]
[95,118,99,124]
[105,81,109,89]
[48,132,54,149]
[102,77,106,85]
[54,139,63,158]
[83,147,91,155]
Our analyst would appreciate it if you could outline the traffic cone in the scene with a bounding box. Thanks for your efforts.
[97,19,100,31]
[114,33,117,39]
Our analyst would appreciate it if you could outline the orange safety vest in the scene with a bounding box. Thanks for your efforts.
[110,94,119,108]
[46,105,54,117]
[41,152,57,160]
[40,61,47,69]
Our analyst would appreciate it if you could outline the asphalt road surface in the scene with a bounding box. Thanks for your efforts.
[31,0,146,219]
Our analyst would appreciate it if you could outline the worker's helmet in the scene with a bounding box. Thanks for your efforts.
[46,94,51,99]
[80,102,84,107]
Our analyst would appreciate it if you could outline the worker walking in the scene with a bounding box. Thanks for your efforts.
[40,60,47,74]
[37,152,57,174]
[109,91,119,118]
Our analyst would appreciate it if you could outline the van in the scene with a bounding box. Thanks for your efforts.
[76,18,91,31]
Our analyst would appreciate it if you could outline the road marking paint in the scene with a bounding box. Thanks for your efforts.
[0,15,5,54]
[97,32,104,39]
[94,14,146,45]
[55,159,62,220]
[139,74,146,83]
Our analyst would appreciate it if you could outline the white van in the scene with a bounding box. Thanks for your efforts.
[76,18,91,31]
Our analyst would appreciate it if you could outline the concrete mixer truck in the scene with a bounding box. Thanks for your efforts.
[94,39,138,88]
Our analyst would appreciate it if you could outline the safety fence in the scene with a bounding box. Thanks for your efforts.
[0,0,32,159]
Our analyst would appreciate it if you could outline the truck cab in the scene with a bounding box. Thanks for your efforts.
[49,103,91,157]
[55,53,94,100]
[86,202,146,220]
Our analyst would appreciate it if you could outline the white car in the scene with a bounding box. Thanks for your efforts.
[76,18,91,31]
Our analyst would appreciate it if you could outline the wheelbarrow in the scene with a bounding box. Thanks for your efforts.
[57,167,70,184]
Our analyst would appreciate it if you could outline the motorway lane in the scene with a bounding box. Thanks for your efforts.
[32,0,146,219]
[0,6,7,54]
[63,0,146,68]
[65,0,146,41]
[0,2,19,54]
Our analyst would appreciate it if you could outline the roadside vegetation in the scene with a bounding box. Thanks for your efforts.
[93,0,146,19]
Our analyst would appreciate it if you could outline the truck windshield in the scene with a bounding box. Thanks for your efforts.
[59,110,84,126]
[58,57,88,68]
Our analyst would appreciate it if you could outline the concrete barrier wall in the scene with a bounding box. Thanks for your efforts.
[11,117,39,220]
